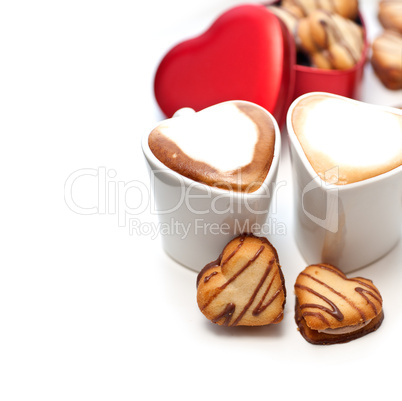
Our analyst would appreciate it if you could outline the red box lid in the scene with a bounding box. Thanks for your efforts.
[154,4,296,126]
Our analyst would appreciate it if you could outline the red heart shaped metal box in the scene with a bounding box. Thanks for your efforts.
[154,3,368,125]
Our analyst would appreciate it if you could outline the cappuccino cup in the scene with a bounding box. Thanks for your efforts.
[142,101,281,271]
[287,92,402,272]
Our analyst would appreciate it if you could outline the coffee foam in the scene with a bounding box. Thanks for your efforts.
[291,94,402,185]
[156,102,258,171]
[148,101,276,192]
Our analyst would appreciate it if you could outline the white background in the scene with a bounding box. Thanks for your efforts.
[1,0,401,400]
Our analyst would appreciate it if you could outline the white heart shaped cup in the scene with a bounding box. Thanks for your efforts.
[287,92,402,273]
[142,101,281,271]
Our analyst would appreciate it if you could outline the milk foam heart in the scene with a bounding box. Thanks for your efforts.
[291,93,402,185]
[158,103,258,171]
[148,101,276,193]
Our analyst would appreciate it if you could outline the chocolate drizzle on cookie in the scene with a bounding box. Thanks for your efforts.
[203,271,218,283]
[354,287,382,316]
[294,283,344,325]
[212,303,236,326]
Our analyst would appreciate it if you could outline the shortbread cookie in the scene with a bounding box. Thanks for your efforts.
[297,10,364,69]
[294,264,384,345]
[378,0,402,35]
[196,234,286,327]
[371,30,402,90]
[268,5,300,36]
[282,0,359,20]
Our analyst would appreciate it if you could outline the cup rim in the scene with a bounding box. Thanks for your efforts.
[142,100,282,198]
[286,91,402,192]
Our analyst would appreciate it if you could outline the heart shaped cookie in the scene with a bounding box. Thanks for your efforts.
[295,263,384,344]
[196,234,286,327]
[154,4,295,126]
[378,0,402,34]
[371,30,402,90]
[148,101,277,193]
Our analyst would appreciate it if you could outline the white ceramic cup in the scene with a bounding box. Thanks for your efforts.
[142,101,281,272]
[287,92,402,273]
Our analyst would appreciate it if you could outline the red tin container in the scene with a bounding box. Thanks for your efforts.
[154,3,368,125]
[293,56,367,101]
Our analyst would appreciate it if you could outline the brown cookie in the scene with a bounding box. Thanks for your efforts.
[371,30,402,90]
[378,0,402,35]
[282,0,359,20]
[294,263,384,345]
[196,234,286,327]
[268,5,300,37]
[297,10,364,70]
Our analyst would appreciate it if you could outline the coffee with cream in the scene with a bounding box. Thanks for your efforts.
[291,94,402,185]
[148,101,276,193]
